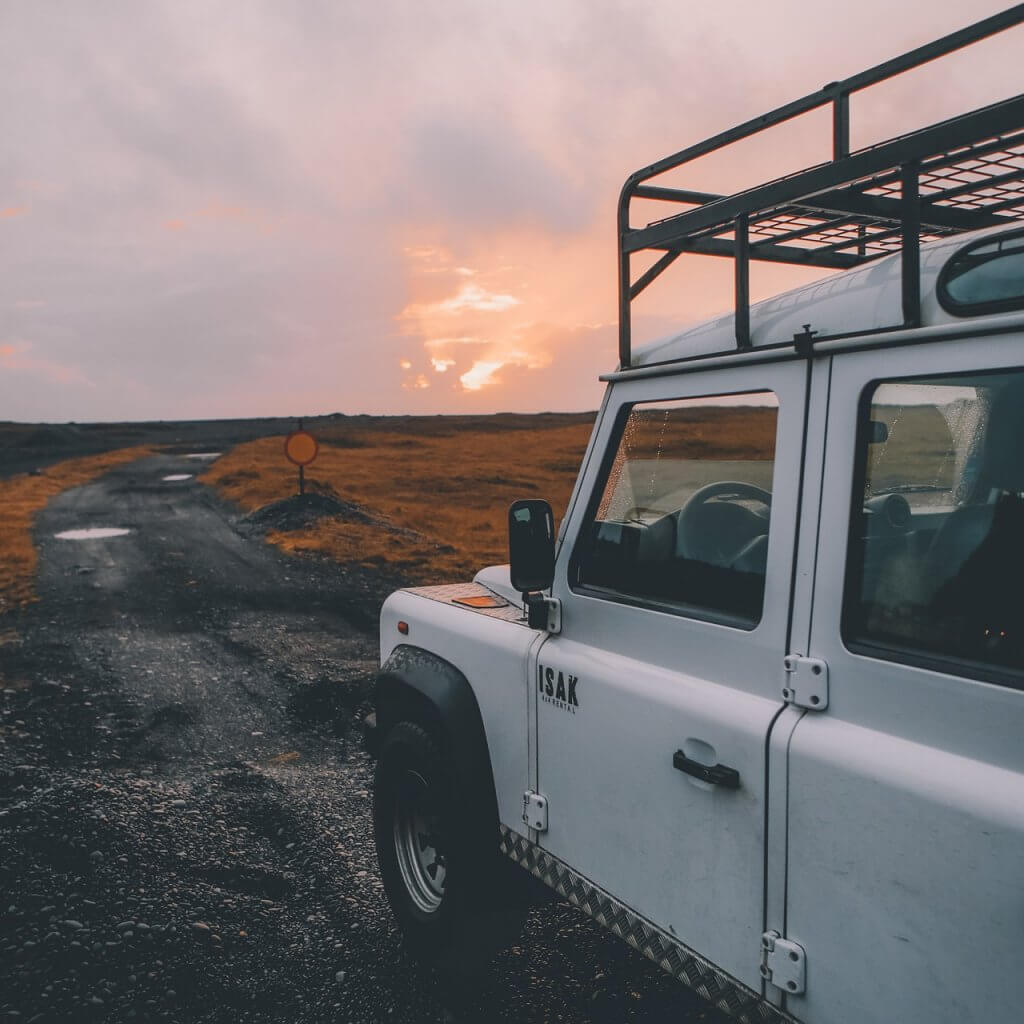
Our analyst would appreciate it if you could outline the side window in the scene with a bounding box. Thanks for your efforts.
[845,368,1024,680]
[573,392,778,627]
[938,229,1024,317]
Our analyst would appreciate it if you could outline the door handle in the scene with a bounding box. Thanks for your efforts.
[673,750,740,789]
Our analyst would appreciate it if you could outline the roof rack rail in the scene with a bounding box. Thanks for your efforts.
[617,5,1024,368]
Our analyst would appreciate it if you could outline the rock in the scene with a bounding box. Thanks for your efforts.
[63,921,84,931]
[335,971,346,983]
[191,921,210,934]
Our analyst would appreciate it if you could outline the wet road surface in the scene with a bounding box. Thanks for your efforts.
[0,452,729,1023]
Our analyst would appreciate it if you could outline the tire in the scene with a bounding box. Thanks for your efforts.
[373,720,525,969]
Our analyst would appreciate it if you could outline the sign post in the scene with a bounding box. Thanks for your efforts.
[284,420,319,495]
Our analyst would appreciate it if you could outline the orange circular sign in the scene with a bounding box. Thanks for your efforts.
[284,430,319,466]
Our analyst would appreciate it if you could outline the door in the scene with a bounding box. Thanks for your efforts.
[535,359,808,990]
[786,337,1024,1023]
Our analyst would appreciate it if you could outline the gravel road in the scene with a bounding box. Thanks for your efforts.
[0,453,728,1023]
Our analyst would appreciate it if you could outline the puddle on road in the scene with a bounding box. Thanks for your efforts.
[54,527,132,541]
[162,474,194,482]
[186,452,222,460]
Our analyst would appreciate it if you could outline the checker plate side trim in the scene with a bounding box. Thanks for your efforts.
[404,583,526,624]
[499,825,797,1024]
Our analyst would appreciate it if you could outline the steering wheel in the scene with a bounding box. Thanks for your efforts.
[676,481,772,565]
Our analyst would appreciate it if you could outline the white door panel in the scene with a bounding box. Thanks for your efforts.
[537,634,779,984]
[789,336,1024,1024]
[537,361,808,992]
[788,715,1024,1023]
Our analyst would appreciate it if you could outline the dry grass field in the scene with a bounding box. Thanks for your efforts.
[204,418,596,583]
[0,402,961,613]
[203,403,963,585]
[0,447,151,611]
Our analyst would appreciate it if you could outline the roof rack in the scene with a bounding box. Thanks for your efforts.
[617,6,1024,368]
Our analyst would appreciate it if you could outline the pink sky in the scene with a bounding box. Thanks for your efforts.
[1,1,1020,422]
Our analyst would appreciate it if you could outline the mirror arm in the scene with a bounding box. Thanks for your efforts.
[525,592,548,629]
[524,592,561,633]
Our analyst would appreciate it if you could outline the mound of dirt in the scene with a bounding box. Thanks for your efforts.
[241,493,377,533]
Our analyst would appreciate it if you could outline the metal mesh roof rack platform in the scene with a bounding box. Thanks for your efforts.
[617,5,1024,367]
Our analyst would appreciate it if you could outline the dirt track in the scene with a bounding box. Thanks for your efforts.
[0,452,725,1023]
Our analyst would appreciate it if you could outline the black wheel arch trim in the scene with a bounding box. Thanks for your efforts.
[375,645,500,847]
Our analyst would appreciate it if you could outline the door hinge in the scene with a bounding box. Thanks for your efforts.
[525,594,561,633]
[760,930,806,995]
[783,654,828,710]
[522,791,549,832]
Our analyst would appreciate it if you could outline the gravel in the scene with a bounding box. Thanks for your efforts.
[0,452,727,1023]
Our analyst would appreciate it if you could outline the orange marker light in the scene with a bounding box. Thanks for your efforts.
[452,595,508,609]
[397,621,409,635]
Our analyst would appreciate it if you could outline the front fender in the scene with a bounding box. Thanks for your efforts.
[375,644,499,841]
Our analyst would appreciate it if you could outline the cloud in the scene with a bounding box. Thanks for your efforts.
[0,339,93,387]
[402,112,590,235]
[424,336,488,349]
[436,284,521,314]
[459,361,505,392]
[0,0,1012,421]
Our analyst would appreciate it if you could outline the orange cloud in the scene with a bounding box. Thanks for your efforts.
[0,205,27,219]
[0,339,92,386]
[397,232,604,398]
[459,360,505,391]
[436,283,520,313]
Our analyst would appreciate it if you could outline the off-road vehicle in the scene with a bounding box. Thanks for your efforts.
[372,10,1024,1022]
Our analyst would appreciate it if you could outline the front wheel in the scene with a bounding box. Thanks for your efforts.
[373,720,524,969]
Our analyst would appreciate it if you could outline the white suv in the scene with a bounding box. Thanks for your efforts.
[370,12,1024,1023]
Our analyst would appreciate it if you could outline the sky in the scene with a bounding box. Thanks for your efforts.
[1,0,1020,422]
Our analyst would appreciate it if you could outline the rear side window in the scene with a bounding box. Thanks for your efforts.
[573,393,778,628]
[844,369,1024,682]
[938,230,1024,317]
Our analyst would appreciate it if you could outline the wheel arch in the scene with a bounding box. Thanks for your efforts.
[375,644,500,838]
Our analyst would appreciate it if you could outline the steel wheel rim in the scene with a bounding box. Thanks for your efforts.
[393,768,447,913]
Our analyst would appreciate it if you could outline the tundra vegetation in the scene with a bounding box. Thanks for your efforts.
[203,416,597,583]
[0,405,951,613]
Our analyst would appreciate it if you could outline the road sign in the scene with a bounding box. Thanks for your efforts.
[285,427,319,497]
[284,430,318,467]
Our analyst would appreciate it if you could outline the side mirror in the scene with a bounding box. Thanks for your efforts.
[869,419,889,444]
[508,499,555,595]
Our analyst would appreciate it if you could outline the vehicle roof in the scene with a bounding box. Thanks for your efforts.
[632,221,1024,369]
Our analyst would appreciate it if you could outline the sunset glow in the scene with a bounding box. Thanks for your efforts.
[2,1,1018,420]
[459,361,505,392]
